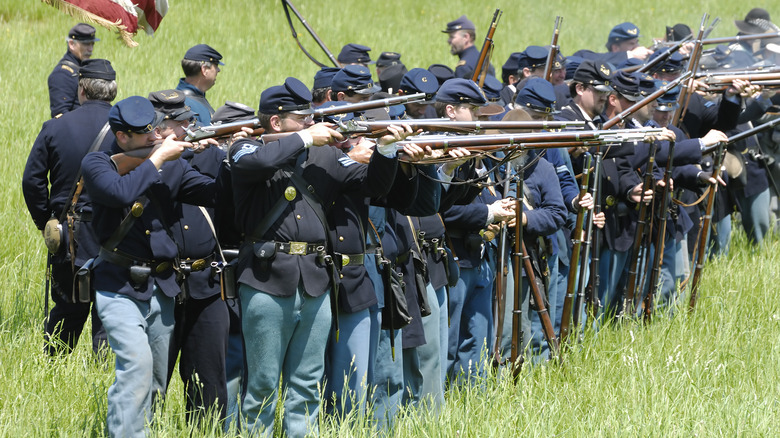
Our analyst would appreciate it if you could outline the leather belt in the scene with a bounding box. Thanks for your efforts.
[99,247,174,273]
[335,252,365,268]
[273,241,326,255]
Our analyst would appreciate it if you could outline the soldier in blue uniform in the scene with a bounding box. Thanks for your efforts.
[48,23,99,118]
[82,96,215,438]
[229,77,413,437]
[442,15,496,80]
[331,64,380,103]
[147,89,230,426]
[25,58,115,356]
[176,44,224,125]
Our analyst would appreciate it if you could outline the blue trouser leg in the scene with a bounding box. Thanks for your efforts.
[708,215,731,258]
[240,284,331,438]
[97,287,174,438]
[169,294,230,423]
[325,307,371,417]
[416,284,445,409]
[224,299,244,432]
[596,248,630,324]
[370,325,403,431]
[740,188,771,244]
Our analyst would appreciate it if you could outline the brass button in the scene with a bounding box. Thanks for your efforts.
[184,225,189,230]
[296,215,302,220]
[145,230,151,235]
[339,236,344,241]
[340,274,344,279]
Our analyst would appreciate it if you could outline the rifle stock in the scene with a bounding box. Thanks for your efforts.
[643,141,675,321]
[543,17,562,82]
[472,9,502,87]
[689,143,725,311]
[622,141,658,317]
[559,153,591,347]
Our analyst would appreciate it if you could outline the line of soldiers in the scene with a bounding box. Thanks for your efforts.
[22,8,780,437]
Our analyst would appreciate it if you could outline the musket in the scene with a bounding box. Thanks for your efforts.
[338,119,586,137]
[688,143,725,311]
[510,187,524,372]
[281,0,339,67]
[574,153,599,331]
[695,66,780,79]
[396,128,664,151]
[699,72,780,85]
[184,118,263,143]
[622,141,658,317]
[672,14,709,128]
[702,30,780,46]
[313,93,428,118]
[584,152,603,320]
[625,36,692,74]
[701,117,780,156]
[543,16,562,82]
[492,167,511,367]
[521,237,560,361]
[702,80,780,93]
[602,72,692,129]
[643,141,675,322]
[559,152,592,347]
[472,9,502,87]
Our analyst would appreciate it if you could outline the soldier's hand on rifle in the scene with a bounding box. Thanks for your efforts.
[149,134,191,169]
[306,122,344,146]
[655,177,673,192]
[574,192,595,211]
[376,123,418,147]
[645,128,676,143]
[725,78,752,98]
[440,147,472,175]
[399,143,427,162]
[627,46,653,61]
[488,198,515,223]
[231,127,254,141]
[678,41,695,57]
[700,129,728,147]
[593,211,605,229]
[192,138,218,153]
[629,183,654,204]
[691,78,709,95]
[346,137,374,164]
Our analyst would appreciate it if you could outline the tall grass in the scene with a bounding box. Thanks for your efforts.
[1,0,776,436]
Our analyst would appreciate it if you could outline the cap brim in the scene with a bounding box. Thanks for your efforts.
[620,93,643,102]
[656,104,678,112]
[477,103,505,117]
[735,20,768,35]
[593,84,613,93]
[354,84,381,95]
[172,110,196,122]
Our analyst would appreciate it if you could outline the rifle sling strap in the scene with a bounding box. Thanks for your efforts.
[60,122,111,223]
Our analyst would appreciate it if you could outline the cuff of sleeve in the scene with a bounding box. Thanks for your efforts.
[376,141,397,158]
[698,138,705,151]
[297,130,314,148]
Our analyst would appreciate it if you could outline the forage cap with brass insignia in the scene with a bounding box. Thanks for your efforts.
[183,44,225,65]
[443,15,476,33]
[109,96,160,134]
[606,22,641,49]
[258,77,313,115]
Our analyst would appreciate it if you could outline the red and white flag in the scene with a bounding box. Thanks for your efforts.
[41,0,169,47]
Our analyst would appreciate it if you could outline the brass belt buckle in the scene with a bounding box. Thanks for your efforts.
[342,254,351,266]
[191,258,207,272]
[156,261,171,273]
[289,241,307,255]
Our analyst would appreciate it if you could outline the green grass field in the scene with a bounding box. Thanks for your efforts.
[1,0,778,436]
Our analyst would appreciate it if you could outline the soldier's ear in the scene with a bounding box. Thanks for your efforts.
[269,115,283,131]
